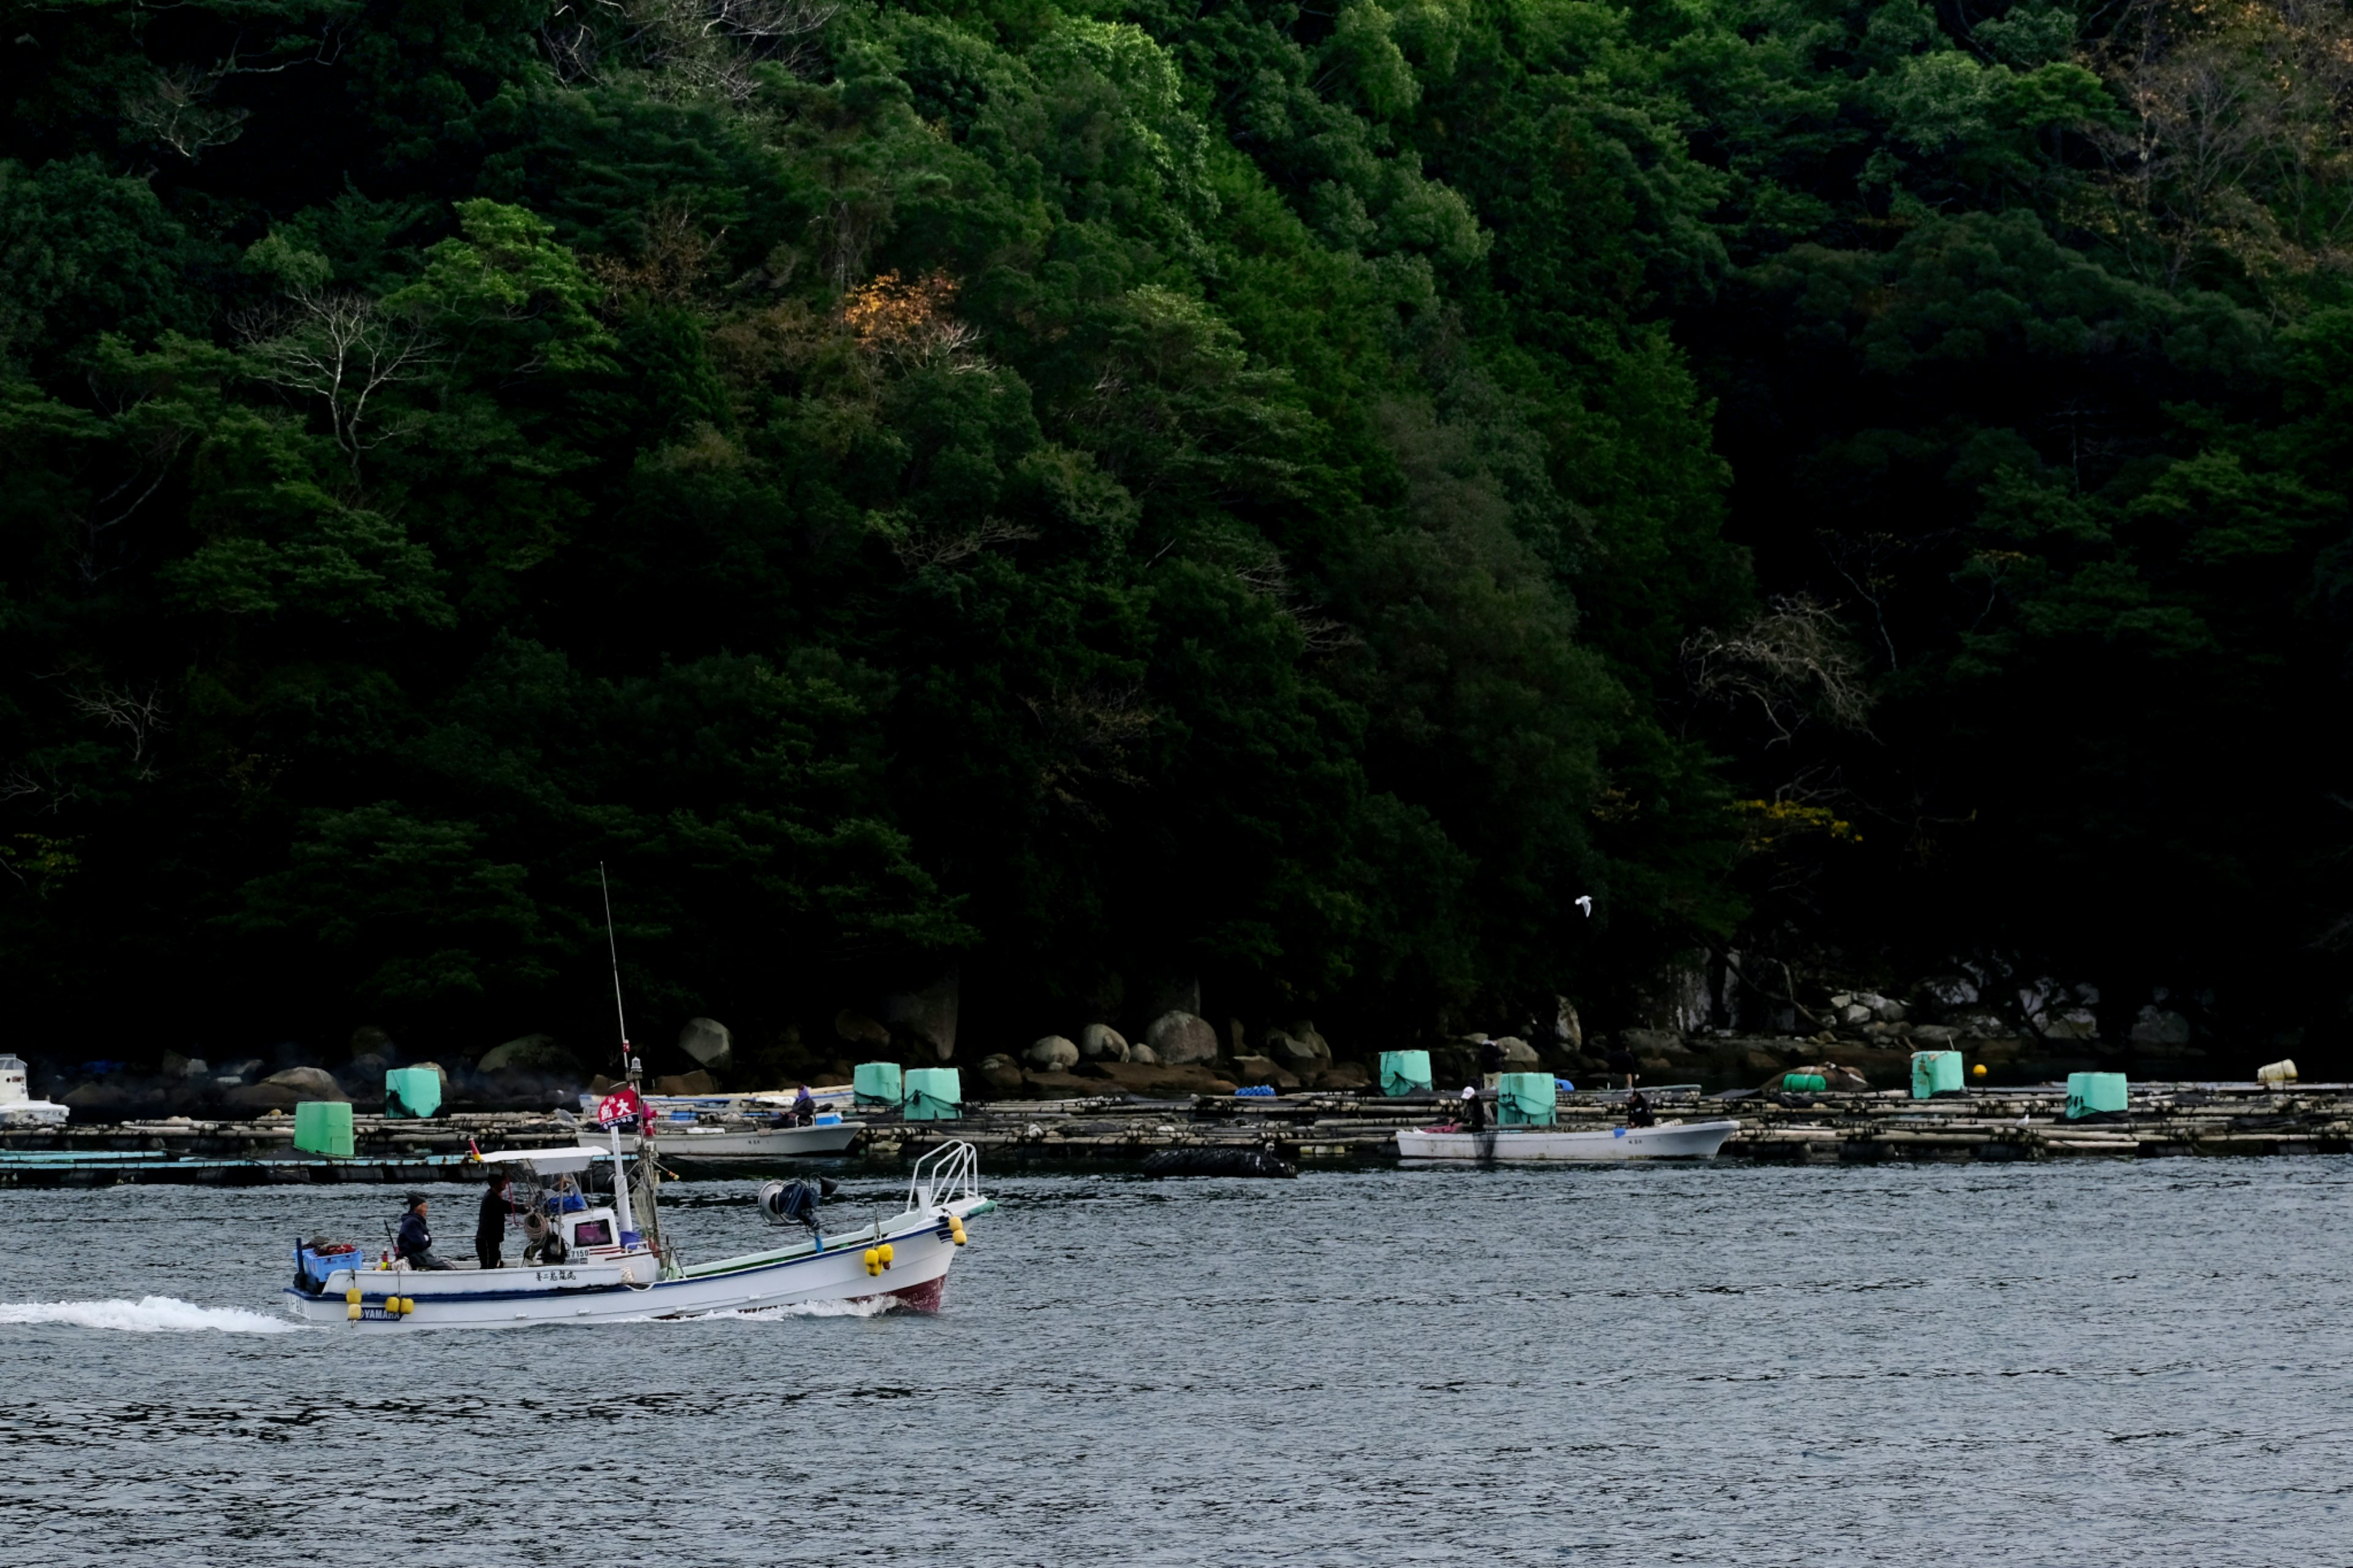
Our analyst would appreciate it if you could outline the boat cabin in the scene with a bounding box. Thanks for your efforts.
[476,1146,651,1263]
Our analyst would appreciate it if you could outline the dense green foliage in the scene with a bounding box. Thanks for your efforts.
[2,0,2347,1062]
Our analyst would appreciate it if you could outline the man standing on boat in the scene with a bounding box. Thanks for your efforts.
[476,1169,511,1269]
[396,1193,457,1270]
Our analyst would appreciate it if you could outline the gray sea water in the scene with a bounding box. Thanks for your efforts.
[2,1158,2349,1566]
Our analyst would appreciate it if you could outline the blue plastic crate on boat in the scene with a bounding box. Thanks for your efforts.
[296,1244,368,1290]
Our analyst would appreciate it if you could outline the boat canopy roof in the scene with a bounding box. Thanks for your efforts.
[476,1147,613,1174]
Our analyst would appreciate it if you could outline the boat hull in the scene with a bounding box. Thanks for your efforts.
[1395,1119,1738,1162]
[284,1200,980,1329]
[580,1123,863,1161]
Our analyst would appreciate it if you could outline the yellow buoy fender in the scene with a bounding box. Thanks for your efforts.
[862,1247,881,1276]
[877,1244,893,1270]
[949,1218,967,1245]
[346,1303,362,1320]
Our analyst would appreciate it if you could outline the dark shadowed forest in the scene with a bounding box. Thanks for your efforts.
[4,0,2350,1084]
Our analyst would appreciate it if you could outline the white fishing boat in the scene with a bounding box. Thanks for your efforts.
[581,1119,863,1161]
[575,1090,863,1162]
[0,1055,68,1127]
[282,1135,988,1329]
[1395,1118,1739,1162]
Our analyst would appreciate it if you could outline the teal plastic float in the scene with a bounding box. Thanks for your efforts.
[1909,1050,1963,1099]
[1379,1050,1432,1096]
[293,1100,354,1158]
[852,1061,903,1108]
[2065,1072,2128,1118]
[1782,1072,1827,1092]
[383,1066,441,1119]
[903,1067,961,1120]
[1496,1072,1558,1126]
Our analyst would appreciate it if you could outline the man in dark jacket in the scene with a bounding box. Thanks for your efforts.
[396,1194,457,1270]
[1477,1037,1504,1091]
[476,1170,510,1269]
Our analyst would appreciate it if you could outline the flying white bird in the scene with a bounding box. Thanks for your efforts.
[1574,895,1594,918]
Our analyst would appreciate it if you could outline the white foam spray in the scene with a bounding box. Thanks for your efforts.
[0,1295,300,1334]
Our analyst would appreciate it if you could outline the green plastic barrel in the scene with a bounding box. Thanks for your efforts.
[852,1061,904,1108]
[2066,1072,2128,1118]
[1782,1072,1827,1093]
[1496,1072,1558,1126]
[1379,1050,1433,1097]
[293,1100,354,1158]
[383,1066,441,1119]
[903,1067,962,1121]
[1909,1050,1963,1099]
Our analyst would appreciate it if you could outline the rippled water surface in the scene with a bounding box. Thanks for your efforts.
[4,1158,2349,1565]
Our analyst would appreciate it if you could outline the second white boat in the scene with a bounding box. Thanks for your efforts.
[1396,1119,1739,1162]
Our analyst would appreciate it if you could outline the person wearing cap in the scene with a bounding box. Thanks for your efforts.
[396,1193,457,1270]
[1457,1083,1487,1132]
[476,1169,510,1269]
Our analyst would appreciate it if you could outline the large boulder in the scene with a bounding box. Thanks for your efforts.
[883,968,960,1060]
[677,1017,734,1073]
[833,1010,891,1048]
[2131,1007,2192,1047]
[1553,996,1583,1049]
[976,1054,1025,1096]
[1079,1023,1130,1062]
[1128,1043,1159,1066]
[1230,1055,1298,1090]
[1620,1028,1683,1058]
[264,1065,349,1100]
[654,1069,718,1096]
[1313,1061,1372,1091]
[1495,1036,1541,1066]
[1146,1010,1219,1066]
[1025,1036,1080,1070]
[477,1035,577,1074]
[1265,1031,1327,1073]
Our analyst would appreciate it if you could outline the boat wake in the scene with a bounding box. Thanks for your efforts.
[0,1295,300,1335]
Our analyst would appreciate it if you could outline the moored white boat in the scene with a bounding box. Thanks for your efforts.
[282,1138,988,1329]
[580,1119,863,1161]
[1395,1119,1738,1162]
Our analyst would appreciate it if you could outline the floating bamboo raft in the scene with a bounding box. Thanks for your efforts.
[3,1081,2346,1184]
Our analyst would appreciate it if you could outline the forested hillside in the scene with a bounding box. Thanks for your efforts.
[4,0,2347,1071]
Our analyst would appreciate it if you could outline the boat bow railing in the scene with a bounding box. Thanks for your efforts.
[908,1140,980,1212]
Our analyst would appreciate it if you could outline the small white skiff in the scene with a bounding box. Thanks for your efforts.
[284,1140,987,1329]
[1396,1119,1739,1162]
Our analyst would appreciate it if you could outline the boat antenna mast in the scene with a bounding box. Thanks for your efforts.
[599,862,638,1087]
[598,862,667,1265]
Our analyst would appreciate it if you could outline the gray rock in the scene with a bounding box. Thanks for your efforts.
[2037,1008,2100,1041]
[884,966,960,1061]
[1859,993,1906,1023]
[678,1017,734,1072]
[476,1035,577,1075]
[1265,1030,1328,1072]
[1553,996,1583,1049]
[1621,1028,1683,1058]
[833,1010,891,1048]
[2130,1007,2192,1047]
[1909,1025,1961,1045]
[1230,1055,1297,1089]
[1146,1010,1219,1066]
[261,1065,349,1101]
[1080,1023,1131,1062]
[1836,1003,1872,1026]
[1496,1036,1542,1066]
[1128,1043,1160,1066]
[976,1054,1023,1095]
[1025,1036,1080,1070]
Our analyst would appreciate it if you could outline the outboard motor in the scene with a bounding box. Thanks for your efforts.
[757,1176,840,1232]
